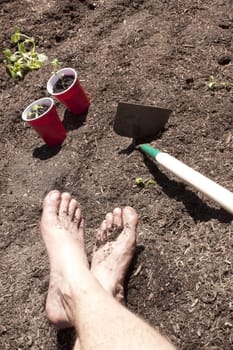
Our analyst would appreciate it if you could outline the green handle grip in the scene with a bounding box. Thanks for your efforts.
[139,144,161,158]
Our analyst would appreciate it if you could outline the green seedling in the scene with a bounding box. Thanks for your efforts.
[51,58,68,90]
[3,27,47,80]
[208,75,229,90]
[51,58,62,74]
[135,177,156,188]
[27,104,45,120]
[135,177,145,187]
[147,178,156,185]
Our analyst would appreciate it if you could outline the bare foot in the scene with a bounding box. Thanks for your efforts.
[41,191,138,328]
[40,190,89,328]
[91,206,138,302]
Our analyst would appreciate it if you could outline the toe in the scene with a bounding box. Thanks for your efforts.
[41,191,61,233]
[122,206,138,229]
[105,212,113,230]
[97,219,107,240]
[59,192,72,216]
[113,208,122,227]
[74,207,85,242]
[122,207,138,243]
[74,207,82,225]
[42,190,61,215]
[68,198,78,219]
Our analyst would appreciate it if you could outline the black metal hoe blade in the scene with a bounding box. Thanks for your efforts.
[113,102,172,139]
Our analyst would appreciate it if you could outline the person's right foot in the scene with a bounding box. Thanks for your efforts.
[91,206,138,302]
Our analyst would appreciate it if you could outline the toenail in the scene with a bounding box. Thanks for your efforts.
[49,191,60,200]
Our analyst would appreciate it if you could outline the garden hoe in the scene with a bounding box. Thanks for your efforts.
[114,102,233,215]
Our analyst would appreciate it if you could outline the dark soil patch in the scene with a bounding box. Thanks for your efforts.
[0,1,232,350]
[53,75,75,93]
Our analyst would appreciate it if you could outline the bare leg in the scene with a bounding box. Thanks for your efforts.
[41,190,176,350]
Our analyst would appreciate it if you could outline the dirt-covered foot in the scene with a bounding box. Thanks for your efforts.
[41,191,138,328]
[40,190,88,329]
[91,206,138,302]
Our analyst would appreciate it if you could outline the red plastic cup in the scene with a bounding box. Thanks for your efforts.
[47,68,90,115]
[22,97,66,147]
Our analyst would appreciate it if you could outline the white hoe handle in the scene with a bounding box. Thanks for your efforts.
[140,145,233,215]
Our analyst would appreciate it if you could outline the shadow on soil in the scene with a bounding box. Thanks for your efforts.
[125,244,145,296]
[144,157,233,223]
[62,109,87,131]
[57,327,76,350]
[32,144,63,160]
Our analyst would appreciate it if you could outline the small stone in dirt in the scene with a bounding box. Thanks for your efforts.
[186,78,194,84]
[218,21,231,29]
[0,325,7,335]
[217,55,231,65]
[88,3,96,10]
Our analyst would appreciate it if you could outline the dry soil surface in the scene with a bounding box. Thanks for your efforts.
[0,1,233,349]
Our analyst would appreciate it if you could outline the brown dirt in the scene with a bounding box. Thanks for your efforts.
[0,1,233,349]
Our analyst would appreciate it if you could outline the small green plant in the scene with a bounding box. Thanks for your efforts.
[135,177,145,187]
[51,58,62,74]
[3,28,47,80]
[135,177,156,188]
[27,104,45,120]
[208,75,229,90]
[51,58,70,90]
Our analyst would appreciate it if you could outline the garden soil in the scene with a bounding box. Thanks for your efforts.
[0,1,233,349]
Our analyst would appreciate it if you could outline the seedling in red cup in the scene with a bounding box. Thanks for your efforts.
[47,67,90,116]
[22,97,66,147]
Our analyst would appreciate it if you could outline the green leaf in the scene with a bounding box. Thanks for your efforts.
[208,82,216,89]
[135,178,145,186]
[3,48,11,58]
[209,75,215,82]
[11,28,21,43]
[11,53,21,62]
[220,82,229,88]
[147,178,156,185]
[51,58,61,68]
[18,42,26,54]
[3,28,47,80]
[27,61,42,69]
[16,70,23,79]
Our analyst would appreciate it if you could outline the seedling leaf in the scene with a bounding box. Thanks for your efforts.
[3,49,11,58]
[208,75,230,90]
[11,28,21,43]
[147,178,156,185]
